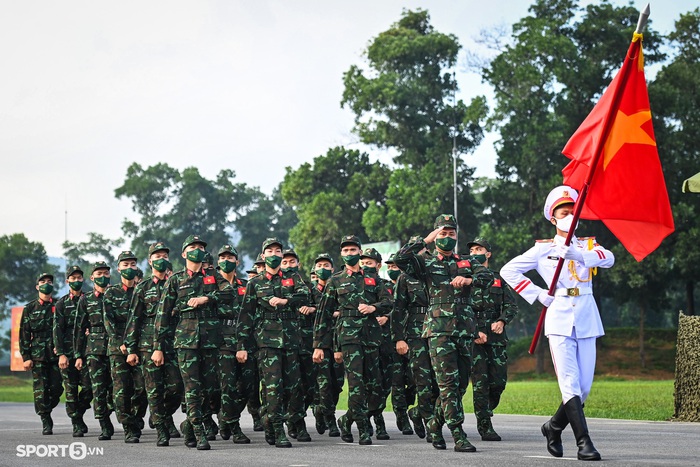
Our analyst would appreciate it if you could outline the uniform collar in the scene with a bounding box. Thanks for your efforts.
[38,297,53,306]
[346,268,363,276]
[265,271,283,281]
[437,252,459,261]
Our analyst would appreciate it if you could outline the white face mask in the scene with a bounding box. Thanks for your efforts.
[555,214,578,233]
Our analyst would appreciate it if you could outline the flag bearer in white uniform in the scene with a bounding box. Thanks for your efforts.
[500,185,614,461]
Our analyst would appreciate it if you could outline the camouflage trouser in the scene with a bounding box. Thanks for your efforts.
[177,348,219,426]
[258,348,304,425]
[204,351,221,421]
[316,349,344,418]
[31,361,63,416]
[298,351,317,411]
[141,350,183,426]
[86,355,113,419]
[110,354,147,425]
[471,343,508,421]
[391,349,416,413]
[377,341,393,404]
[246,352,262,417]
[342,344,383,422]
[60,360,92,419]
[218,347,256,425]
[429,335,472,429]
[407,338,439,421]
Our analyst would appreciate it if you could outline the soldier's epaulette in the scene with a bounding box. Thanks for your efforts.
[535,239,554,243]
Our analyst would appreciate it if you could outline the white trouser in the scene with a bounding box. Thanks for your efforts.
[548,329,597,404]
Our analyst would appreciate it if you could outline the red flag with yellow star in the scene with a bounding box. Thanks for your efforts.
[562,34,674,261]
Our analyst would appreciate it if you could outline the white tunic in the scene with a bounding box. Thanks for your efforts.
[500,235,614,339]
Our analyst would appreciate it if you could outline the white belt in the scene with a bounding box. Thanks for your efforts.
[554,287,593,297]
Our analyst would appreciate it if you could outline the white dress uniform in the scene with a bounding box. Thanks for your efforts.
[501,183,615,406]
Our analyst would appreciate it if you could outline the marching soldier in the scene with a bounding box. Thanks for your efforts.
[54,266,92,437]
[104,250,147,443]
[313,235,392,446]
[394,215,493,452]
[236,238,313,448]
[125,242,183,446]
[501,186,614,461]
[20,272,64,435]
[74,262,116,441]
[466,238,518,441]
[152,234,231,450]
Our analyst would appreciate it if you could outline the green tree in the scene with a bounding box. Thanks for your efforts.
[281,146,390,267]
[62,232,123,284]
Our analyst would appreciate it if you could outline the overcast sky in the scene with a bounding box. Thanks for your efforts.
[0,1,693,258]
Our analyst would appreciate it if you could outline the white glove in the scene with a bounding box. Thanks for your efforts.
[538,290,554,308]
[555,243,584,262]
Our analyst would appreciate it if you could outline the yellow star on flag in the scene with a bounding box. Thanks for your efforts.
[603,110,656,169]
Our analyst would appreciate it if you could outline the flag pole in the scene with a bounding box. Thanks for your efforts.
[528,4,650,355]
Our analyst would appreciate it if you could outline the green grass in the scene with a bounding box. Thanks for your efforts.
[1,376,674,422]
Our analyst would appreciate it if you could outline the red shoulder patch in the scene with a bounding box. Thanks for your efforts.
[457,260,471,268]
[51,306,56,314]
[203,276,216,285]
[388,288,393,295]
[364,277,376,286]
[282,278,294,287]
[492,278,502,287]
[237,287,246,296]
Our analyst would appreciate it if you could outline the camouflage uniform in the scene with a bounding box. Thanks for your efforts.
[467,238,518,441]
[237,238,313,447]
[53,267,92,436]
[20,275,63,434]
[74,262,116,440]
[104,255,147,442]
[391,268,438,439]
[314,236,392,445]
[215,244,253,444]
[394,215,493,452]
[154,235,228,450]
[124,242,183,446]
[245,253,267,431]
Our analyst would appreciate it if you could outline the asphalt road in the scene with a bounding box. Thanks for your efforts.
[0,403,698,466]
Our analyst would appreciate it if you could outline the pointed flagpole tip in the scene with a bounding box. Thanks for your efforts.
[636,3,651,34]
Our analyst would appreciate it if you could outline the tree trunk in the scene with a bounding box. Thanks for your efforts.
[536,335,545,374]
[686,281,695,316]
[639,302,646,369]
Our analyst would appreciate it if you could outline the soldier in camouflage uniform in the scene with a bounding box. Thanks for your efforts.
[281,248,317,439]
[215,244,252,444]
[385,254,416,436]
[394,215,493,453]
[20,272,64,435]
[310,253,342,438]
[104,250,147,443]
[199,250,222,441]
[125,242,183,446]
[152,234,230,450]
[237,238,313,448]
[359,247,395,440]
[246,253,266,432]
[74,262,116,440]
[391,239,439,441]
[313,235,392,446]
[54,266,92,437]
[467,238,518,442]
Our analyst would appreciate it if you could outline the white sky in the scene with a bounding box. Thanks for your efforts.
[0,1,693,257]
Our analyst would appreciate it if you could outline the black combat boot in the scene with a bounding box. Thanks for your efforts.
[541,402,568,457]
[148,413,156,429]
[395,410,414,435]
[105,416,115,437]
[219,420,231,440]
[193,423,211,450]
[374,413,390,440]
[166,416,180,438]
[450,425,476,452]
[204,416,217,441]
[40,414,53,435]
[295,419,312,442]
[426,417,446,450]
[263,415,276,445]
[564,397,601,461]
[357,418,373,446]
[408,407,426,439]
[327,414,340,437]
[181,419,196,448]
[75,414,88,434]
[274,423,292,448]
[338,414,353,443]
[156,423,170,447]
[251,411,263,432]
[98,419,112,440]
[230,421,251,444]
[71,418,84,438]
[124,423,140,443]
[313,405,327,434]
[477,416,501,441]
